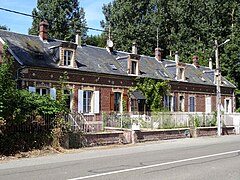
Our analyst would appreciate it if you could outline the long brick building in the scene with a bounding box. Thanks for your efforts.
[0,21,236,130]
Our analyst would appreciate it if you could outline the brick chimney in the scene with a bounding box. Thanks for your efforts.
[155,48,162,61]
[39,21,49,41]
[192,55,199,68]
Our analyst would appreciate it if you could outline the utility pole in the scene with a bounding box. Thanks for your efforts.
[215,39,230,136]
[215,40,221,136]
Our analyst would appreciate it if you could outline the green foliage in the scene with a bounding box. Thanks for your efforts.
[29,0,87,42]
[0,44,18,119]
[0,47,69,154]
[0,25,9,31]
[85,34,106,47]
[102,0,240,109]
[133,78,170,111]
[189,114,201,127]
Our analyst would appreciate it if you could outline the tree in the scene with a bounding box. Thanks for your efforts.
[0,25,9,31]
[29,0,87,42]
[85,34,106,47]
[133,78,170,111]
[102,0,240,110]
[101,0,158,56]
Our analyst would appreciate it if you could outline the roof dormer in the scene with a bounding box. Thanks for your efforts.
[128,42,140,76]
[175,51,186,81]
[59,42,77,68]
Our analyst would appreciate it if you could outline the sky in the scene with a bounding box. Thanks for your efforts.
[0,0,112,36]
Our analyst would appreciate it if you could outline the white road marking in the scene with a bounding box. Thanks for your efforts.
[67,149,240,180]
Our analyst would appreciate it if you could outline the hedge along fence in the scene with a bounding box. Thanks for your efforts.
[0,113,63,155]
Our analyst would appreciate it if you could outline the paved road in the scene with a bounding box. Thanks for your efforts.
[1,135,240,180]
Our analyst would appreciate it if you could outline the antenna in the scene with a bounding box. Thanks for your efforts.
[157,27,158,49]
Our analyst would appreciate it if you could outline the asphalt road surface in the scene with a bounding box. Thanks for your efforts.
[1,135,240,180]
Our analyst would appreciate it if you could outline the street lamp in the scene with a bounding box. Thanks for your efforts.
[215,39,230,136]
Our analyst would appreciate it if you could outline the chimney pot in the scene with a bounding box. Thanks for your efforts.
[192,55,199,67]
[155,48,162,61]
[209,58,213,70]
[175,51,179,64]
[75,30,81,46]
[39,21,49,41]
[132,42,137,54]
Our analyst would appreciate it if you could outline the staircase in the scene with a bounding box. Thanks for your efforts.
[66,113,94,132]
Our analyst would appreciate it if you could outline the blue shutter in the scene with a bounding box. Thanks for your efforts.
[94,91,100,114]
[173,96,177,112]
[78,90,83,113]
[28,86,36,93]
[50,88,56,100]
[190,97,195,112]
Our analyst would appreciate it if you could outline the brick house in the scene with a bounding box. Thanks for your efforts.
[0,22,236,130]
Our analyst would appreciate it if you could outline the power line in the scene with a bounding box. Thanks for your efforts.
[0,7,37,18]
[0,7,105,33]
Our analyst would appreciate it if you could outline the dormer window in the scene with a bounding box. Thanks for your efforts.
[64,50,73,66]
[176,63,186,81]
[59,42,77,68]
[131,61,137,74]
[128,54,140,76]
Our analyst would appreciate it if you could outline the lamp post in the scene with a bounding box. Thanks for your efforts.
[215,39,230,136]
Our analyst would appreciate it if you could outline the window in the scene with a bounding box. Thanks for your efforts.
[36,88,48,96]
[83,91,93,113]
[189,96,195,112]
[131,99,138,113]
[179,95,184,112]
[64,50,73,66]
[205,97,211,113]
[164,95,176,112]
[179,68,184,80]
[224,99,231,113]
[114,92,121,112]
[29,86,56,100]
[64,89,72,110]
[78,90,99,114]
[176,66,185,81]
[131,61,137,74]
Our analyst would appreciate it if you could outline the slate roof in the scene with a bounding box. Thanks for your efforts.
[113,50,236,88]
[132,90,146,100]
[0,29,235,89]
[0,30,127,76]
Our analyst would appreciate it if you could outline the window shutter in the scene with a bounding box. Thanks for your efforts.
[110,92,114,112]
[123,93,129,112]
[173,96,177,112]
[94,91,100,114]
[78,90,83,113]
[190,97,195,112]
[205,97,211,113]
[50,88,56,100]
[28,86,36,93]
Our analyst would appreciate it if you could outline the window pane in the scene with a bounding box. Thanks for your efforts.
[36,88,41,94]
[64,50,72,66]
[83,91,92,113]
[42,89,47,95]
[114,92,121,112]
[131,61,137,74]
[190,97,195,112]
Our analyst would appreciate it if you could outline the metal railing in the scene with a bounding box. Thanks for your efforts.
[102,111,217,130]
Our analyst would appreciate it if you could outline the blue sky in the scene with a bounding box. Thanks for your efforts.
[0,0,111,36]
